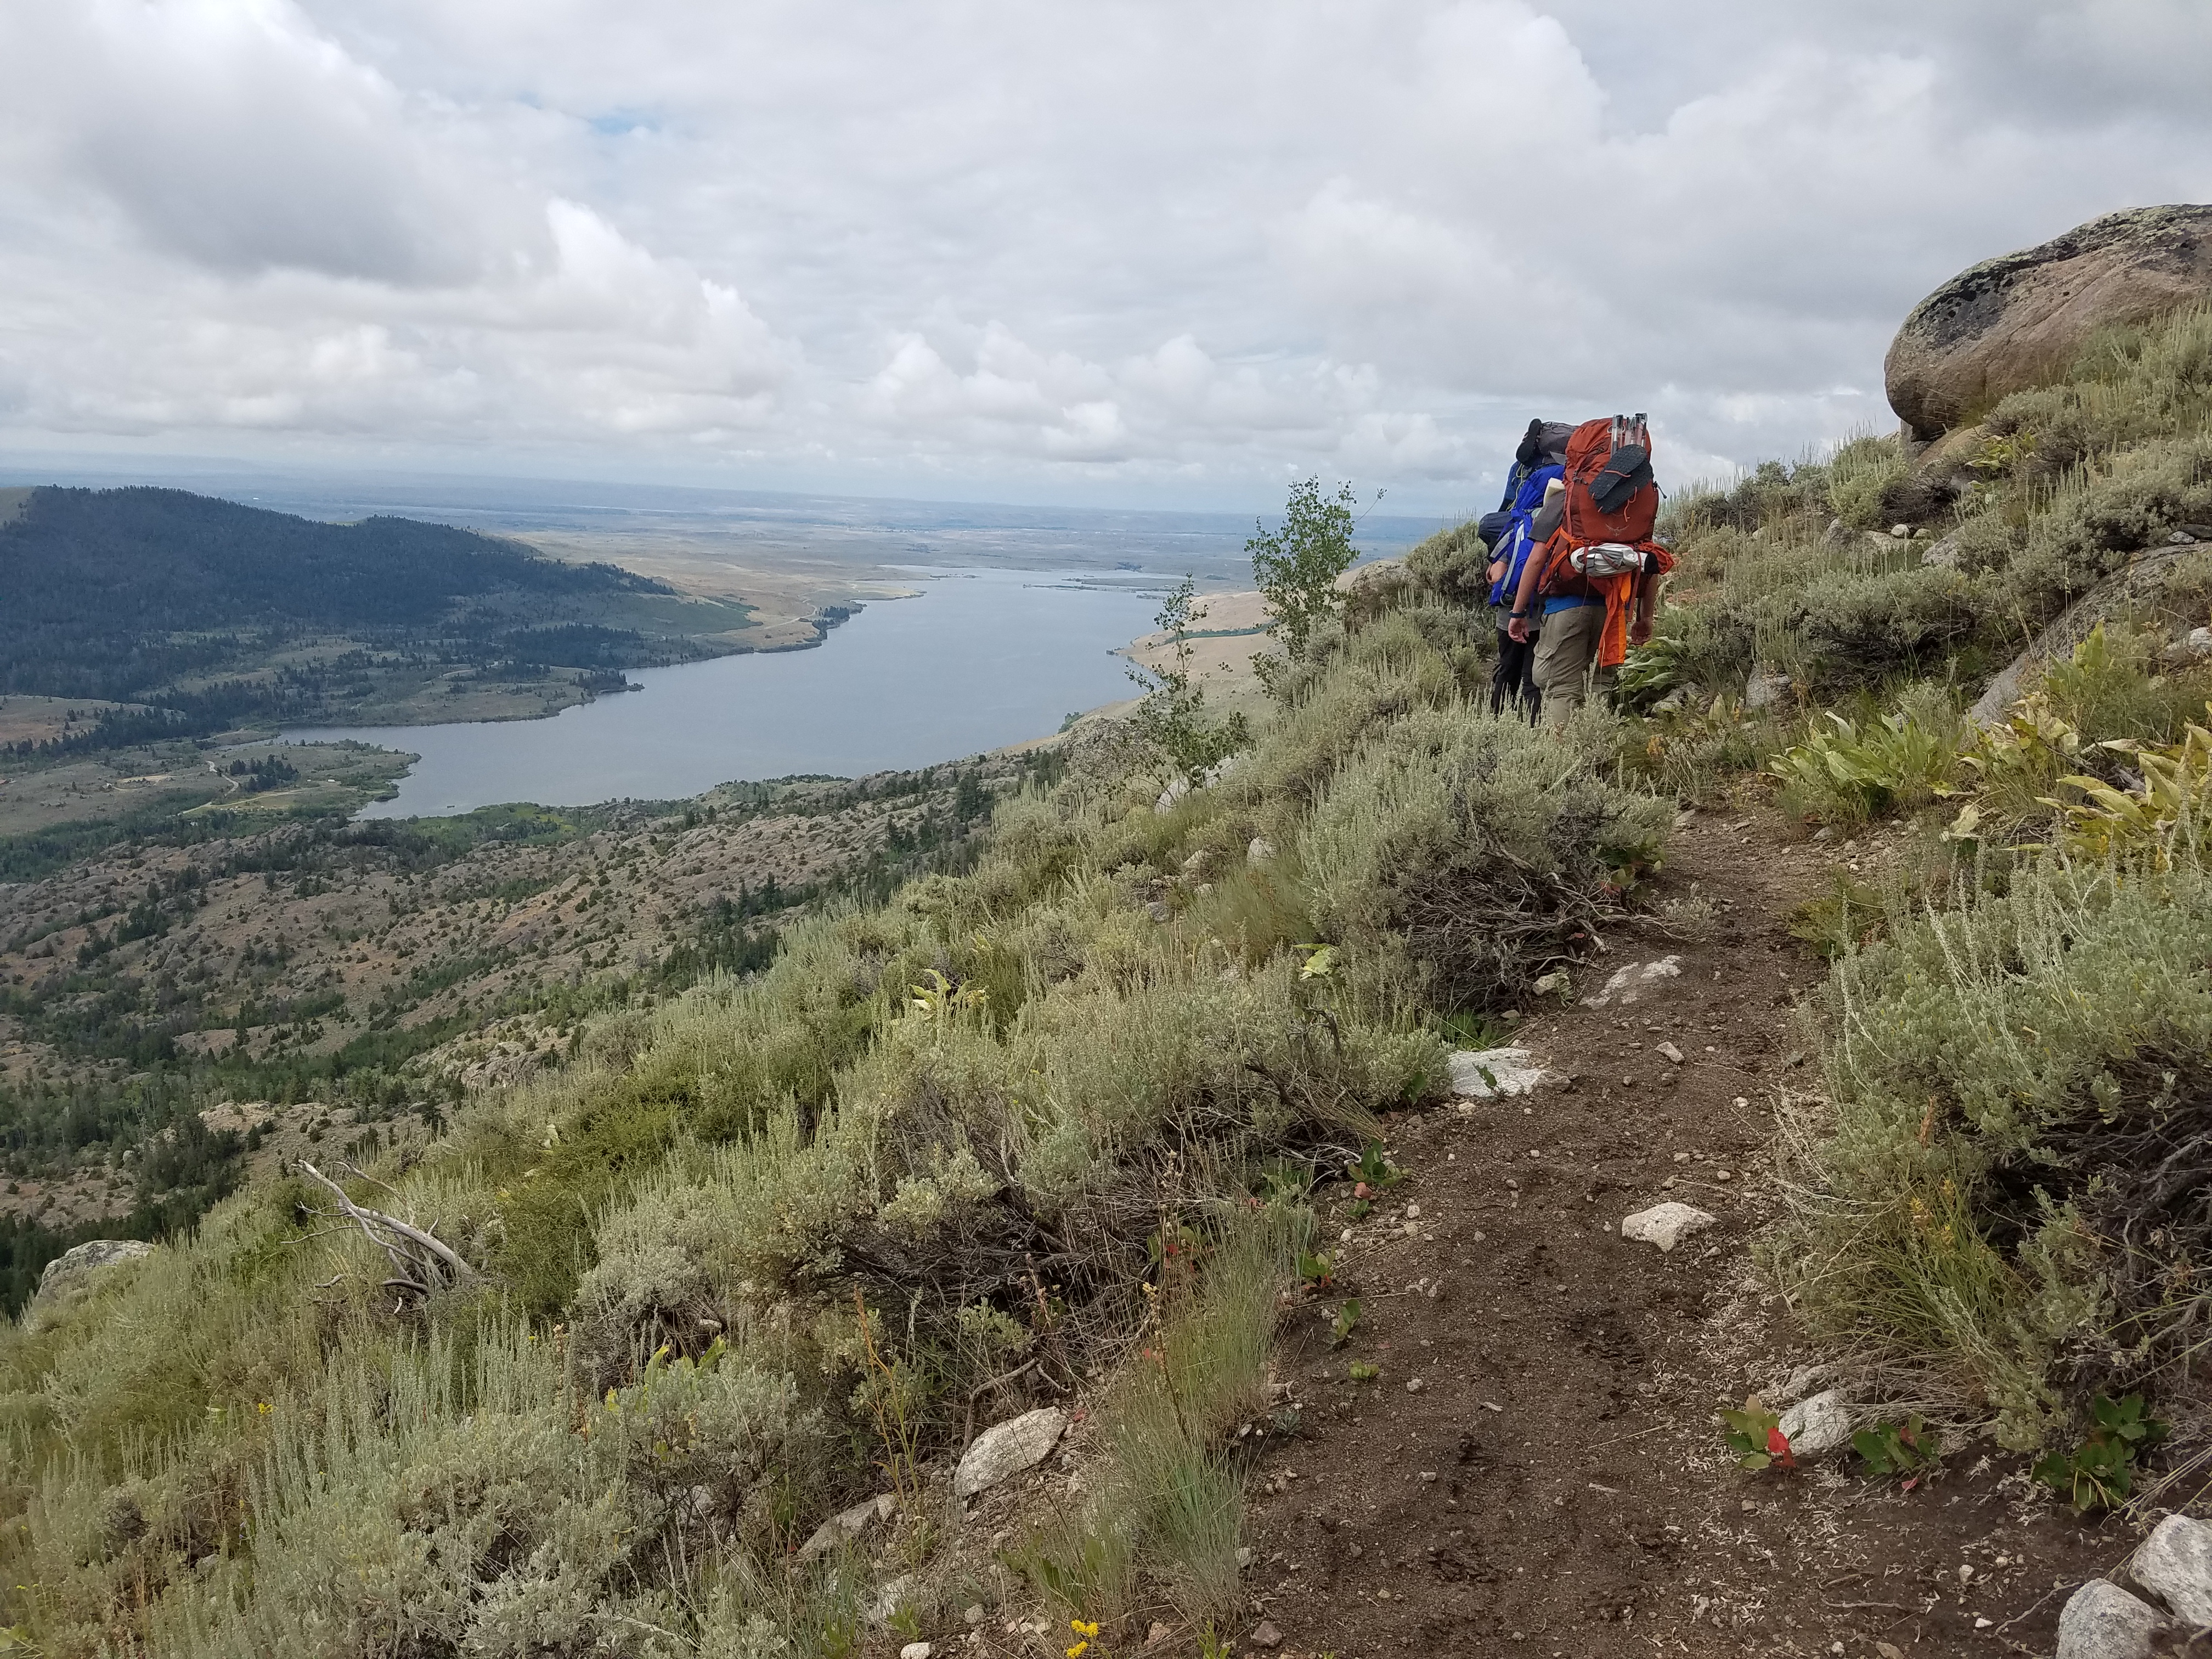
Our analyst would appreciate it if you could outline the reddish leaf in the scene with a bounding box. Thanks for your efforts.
[1767,1427,1797,1469]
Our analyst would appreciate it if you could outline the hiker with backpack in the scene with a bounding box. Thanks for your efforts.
[1503,414,1673,730]
[1482,420,1574,721]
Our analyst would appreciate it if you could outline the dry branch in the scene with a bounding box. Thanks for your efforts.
[298,1161,477,1306]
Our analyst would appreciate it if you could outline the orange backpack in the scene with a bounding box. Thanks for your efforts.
[1561,414,1657,544]
[1534,414,1660,599]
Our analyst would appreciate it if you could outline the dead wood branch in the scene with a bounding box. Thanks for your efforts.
[298,1161,477,1306]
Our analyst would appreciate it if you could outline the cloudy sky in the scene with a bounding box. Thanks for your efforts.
[1,1,2208,514]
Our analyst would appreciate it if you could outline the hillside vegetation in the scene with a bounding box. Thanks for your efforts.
[0,559,1661,1651]
[5,306,2212,1655]
[0,757,1036,1316]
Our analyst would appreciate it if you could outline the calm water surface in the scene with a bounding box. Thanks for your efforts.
[287,568,1163,817]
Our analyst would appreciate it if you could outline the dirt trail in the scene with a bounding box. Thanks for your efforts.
[1237,809,2123,1658]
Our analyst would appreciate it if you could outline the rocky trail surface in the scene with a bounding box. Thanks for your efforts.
[1233,809,2131,1659]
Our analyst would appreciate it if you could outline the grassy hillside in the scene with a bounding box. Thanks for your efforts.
[0,755,1039,1318]
[0,589,1660,1652]
[4,305,2210,1655]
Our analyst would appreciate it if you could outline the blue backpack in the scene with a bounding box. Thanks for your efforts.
[1486,462,1564,607]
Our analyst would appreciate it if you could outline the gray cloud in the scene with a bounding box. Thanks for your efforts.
[1,0,2208,511]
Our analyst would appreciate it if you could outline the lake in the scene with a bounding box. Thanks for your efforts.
[286,567,1166,817]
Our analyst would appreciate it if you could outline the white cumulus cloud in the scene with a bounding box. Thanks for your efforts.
[0,0,2208,510]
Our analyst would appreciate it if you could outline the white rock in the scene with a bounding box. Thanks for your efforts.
[1248,1623,1284,1649]
[32,1239,155,1308]
[1745,667,1789,711]
[1777,1390,1853,1456]
[1246,836,1277,865]
[1582,956,1683,1008]
[1922,531,1963,569]
[868,1575,916,1625]
[1154,776,1190,814]
[797,1493,898,1563]
[2134,1513,2212,1625]
[1448,1047,1549,1099]
[1620,1201,1715,1253]
[1890,523,1913,539]
[955,1407,1068,1499]
[1656,1041,1685,1065]
[1533,969,1571,997]
[901,1645,933,1659]
[2163,625,2212,665]
[2056,1579,2167,1659]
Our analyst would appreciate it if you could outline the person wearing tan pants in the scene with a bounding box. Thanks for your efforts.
[1508,567,1658,729]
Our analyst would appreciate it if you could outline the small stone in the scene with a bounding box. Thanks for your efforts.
[2134,1513,2212,1625]
[1620,1201,1716,1252]
[1714,1169,1733,1182]
[1533,969,1570,996]
[1877,1644,1906,1659]
[1237,1545,1254,1567]
[955,1408,1068,1499]
[1406,1378,1425,1394]
[1890,523,1912,539]
[1404,1203,1420,1219]
[1778,1389,1853,1456]
[1448,1047,1550,1099]
[1246,836,1276,865]
[1145,1623,1173,1650]
[2055,1578,2167,1659]
[964,1605,985,1627]
[1583,956,1683,1008]
[900,1645,932,1659]
[797,1492,899,1562]
[1656,1041,1684,1065]
[1248,1622,1283,1649]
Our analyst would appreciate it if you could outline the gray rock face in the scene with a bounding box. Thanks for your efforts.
[954,1407,1066,1499]
[2134,1513,2212,1627]
[32,1240,155,1310]
[1887,204,2212,440]
[2056,1578,2169,1659]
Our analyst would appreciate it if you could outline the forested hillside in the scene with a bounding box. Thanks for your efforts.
[0,487,757,744]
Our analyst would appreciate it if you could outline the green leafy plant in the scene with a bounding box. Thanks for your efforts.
[1347,1361,1378,1383]
[1767,708,1957,825]
[1351,1142,1402,1194]
[1852,1414,1933,1480]
[1128,575,1251,787]
[2032,1394,2169,1511]
[1249,477,1364,696]
[1297,1249,1334,1290]
[1720,1396,1795,1472]
[1328,1299,1360,1348]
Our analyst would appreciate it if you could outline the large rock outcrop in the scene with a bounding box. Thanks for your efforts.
[31,1239,155,1311]
[1886,204,2212,441]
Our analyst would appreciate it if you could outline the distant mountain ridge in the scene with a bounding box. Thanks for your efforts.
[0,486,747,742]
[3,483,661,652]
